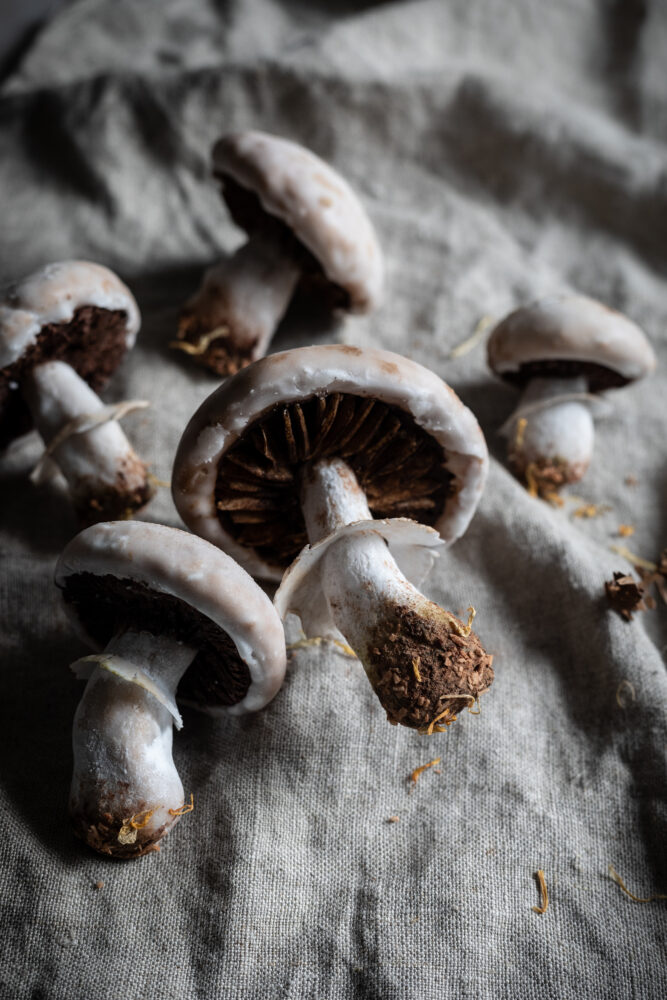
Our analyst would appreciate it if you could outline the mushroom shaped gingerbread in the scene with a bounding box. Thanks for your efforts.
[488,294,656,495]
[56,520,286,858]
[0,261,153,521]
[174,131,383,375]
[173,345,493,732]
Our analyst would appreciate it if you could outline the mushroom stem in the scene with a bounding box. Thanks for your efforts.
[21,359,153,522]
[301,455,372,538]
[299,458,493,729]
[178,235,301,375]
[509,376,594,490]
[70,628,196,858]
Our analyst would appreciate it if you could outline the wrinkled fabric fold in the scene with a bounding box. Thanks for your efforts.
[0,2,665,999]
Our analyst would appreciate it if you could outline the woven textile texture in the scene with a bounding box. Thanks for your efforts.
[0,1,666,998]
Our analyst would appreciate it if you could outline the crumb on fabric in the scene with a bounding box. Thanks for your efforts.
[287,636,357,658]
[637,549,667,606]
[147,472,171,489]
[449,315,494,359]
[608,864,667,903]
[532,869,549,915]
[605,572,646,621]
[410,758,441,785]
[616,679,636,709]
[607,546,667,612]
[572,502,611,519]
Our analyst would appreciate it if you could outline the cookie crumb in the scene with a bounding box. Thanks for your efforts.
[605,572,646,621]
[572,502,611,519]
[410,758,441,785]
[449,315,494,359]
[616,679,636,708]
[532,869,549,915]
[608,864,667,903]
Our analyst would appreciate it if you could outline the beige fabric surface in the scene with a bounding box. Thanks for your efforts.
[1,2,666,997]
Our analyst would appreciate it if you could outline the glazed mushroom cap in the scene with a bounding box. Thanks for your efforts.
[56,520,286,715]
[212,131,383,314]
[487,293,656,387]
[0,260,140,446]
[172,344,489,582]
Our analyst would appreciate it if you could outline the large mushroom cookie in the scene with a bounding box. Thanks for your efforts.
[0,261,154,521]
[56,521,286,858]
[488,294,656,495]
[173,345,493,732]
[174,131,383,376]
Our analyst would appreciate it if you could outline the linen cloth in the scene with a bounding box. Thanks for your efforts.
[1,2,666,997]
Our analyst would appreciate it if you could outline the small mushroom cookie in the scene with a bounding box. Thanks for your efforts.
[173,345,493,732]
[56,520,286,858]
[488,294,656,495]
[0,261,154,521]
[175,131,384,375]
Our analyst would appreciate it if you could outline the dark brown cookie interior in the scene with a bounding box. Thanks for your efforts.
[60,573,251,708]
[217,174,350,311]
[500,358,629,392]
[215,392,457,571]
[0,305,129,449]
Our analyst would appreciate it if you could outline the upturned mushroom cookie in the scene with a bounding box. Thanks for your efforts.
[57,520,286,858]
[0,261,154,521]
[488,294,656,495]
[174,131,383,375]
[172,345,493,733]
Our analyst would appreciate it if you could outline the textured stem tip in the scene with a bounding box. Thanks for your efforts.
[366,598,493,730]
[301,457,494,730]
[508,377,594,495]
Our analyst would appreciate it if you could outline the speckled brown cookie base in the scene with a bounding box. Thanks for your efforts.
[509,453,584,497]
[70,801,171,860]
[0,306,130,449]
[74,469,155,525]
[367,606,494,730]
[60,573,251,709]
[175,309,258,377]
